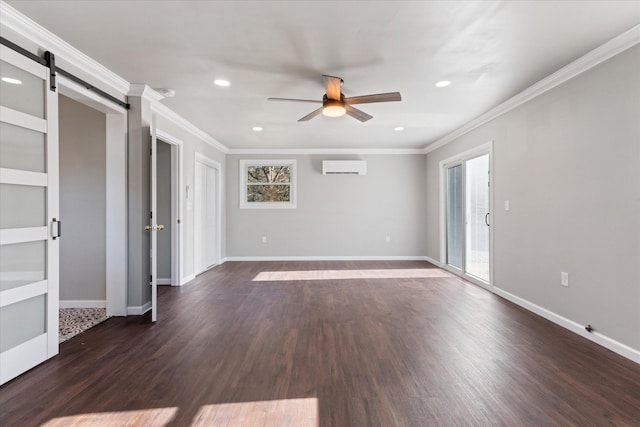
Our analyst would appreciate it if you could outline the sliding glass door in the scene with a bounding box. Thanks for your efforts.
[446,164,463,270]
[465,155,490,282]
[444,151,491,284]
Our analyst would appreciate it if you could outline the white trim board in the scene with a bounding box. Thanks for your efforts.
[157,278,172,285]
[424,24,640,154]
[59,75,127,115]
[59,300,107,309]
[493,287,640,365]
[224,256,431,262]
[180,273,196,286]
[129,84,165,103]
[127,301,152,316]
[228,148,426,155]
[156,129,183,147]
[423,255,442,267]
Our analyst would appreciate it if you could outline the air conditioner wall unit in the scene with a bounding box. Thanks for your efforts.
[322,160,367,175]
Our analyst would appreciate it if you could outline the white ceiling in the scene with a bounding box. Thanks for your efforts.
[6,1,640,150]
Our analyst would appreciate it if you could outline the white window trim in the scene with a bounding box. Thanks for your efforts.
[239,159,297,209]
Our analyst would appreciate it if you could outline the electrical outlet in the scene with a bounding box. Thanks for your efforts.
[385,235,391,243]
[561,272,569,287]
[261,236,267,244]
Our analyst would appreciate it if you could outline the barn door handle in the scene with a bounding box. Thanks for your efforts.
[52,218,62,239]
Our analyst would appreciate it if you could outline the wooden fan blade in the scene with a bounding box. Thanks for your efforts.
[323,75,342,100]
[268,97,322,103]
[345,104,373,122]
[298,107,324,122]
[344,92,401,105]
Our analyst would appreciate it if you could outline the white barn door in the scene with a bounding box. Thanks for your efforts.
[0,46,59,385]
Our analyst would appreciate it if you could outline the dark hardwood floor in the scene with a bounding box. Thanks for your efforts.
[1,261,639,426]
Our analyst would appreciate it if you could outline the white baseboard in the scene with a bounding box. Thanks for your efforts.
[127,301,152,316]
[493,287,640,364]
[180,273,196,286]
[59,300,106,309]
[423,255,442,267]
[224,256,429,262]
[157,278,172,285]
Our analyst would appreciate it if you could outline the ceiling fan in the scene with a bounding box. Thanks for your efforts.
[268,75,401,122]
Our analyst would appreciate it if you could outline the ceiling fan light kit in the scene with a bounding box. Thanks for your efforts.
[268,75,401,122]
[322,99,346,117]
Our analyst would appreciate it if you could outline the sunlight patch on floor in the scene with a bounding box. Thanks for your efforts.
[39,398,318,427]
[192,398,318,426]
[40,407,178,427]
[253,268,452,282]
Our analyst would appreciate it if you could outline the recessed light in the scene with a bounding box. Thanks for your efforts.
[213,79,230,87]
[252,126,263,132]
[435,80,451,88]
[394,127,404,131]
[2,77,22,85]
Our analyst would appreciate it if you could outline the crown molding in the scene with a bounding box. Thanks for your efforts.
[227,147,427,155]
[150,101,229,154]
[424,24,640,154]
[129,84,165,103]
[0,1,130,97]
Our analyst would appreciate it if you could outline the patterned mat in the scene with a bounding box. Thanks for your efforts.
[59,308,110,343]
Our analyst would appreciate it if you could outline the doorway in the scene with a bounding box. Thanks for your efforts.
[156,140,172,285]
[155,135,182,286]
[194,154,221,275]
[57,76,127,316]
[440,143,492,287]
[147,126,183,322]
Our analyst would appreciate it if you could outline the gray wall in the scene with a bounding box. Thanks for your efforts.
[157,140,172,280]
[426,45,640,350]
[227,154,427,257]
[59,95,107,301]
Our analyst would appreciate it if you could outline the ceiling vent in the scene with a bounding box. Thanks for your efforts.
[322,160,367,175]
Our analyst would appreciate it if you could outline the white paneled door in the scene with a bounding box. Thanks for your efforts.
[0,46,59,385]
[194,157,218,275]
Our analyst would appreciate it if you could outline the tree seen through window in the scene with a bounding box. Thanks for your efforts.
[246,165,291,202]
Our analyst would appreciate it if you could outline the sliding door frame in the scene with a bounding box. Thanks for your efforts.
[439,141,494,289]
[58,74,128,317]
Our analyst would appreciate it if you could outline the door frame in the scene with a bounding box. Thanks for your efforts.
[58,74,128,316]
[194,153,222,274]
[439,141,494,289]
[155,129,183,286]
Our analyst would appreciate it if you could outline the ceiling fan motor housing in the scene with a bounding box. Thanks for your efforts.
[268,75,400,122]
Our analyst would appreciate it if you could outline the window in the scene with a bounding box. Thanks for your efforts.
[239,159,297,209]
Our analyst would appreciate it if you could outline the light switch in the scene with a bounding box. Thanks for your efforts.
[504,200,510,211]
